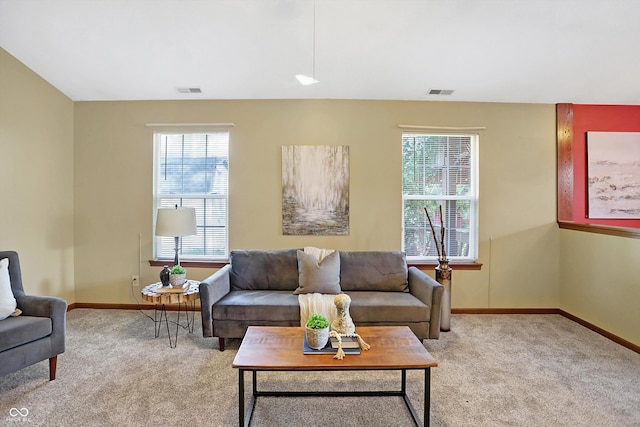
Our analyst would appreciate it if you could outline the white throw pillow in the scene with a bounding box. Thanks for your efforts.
[0,258,17,320]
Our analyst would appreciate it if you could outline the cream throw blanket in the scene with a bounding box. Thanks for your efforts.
[298,247,339,327]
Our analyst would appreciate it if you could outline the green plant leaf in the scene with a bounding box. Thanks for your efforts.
[170,265,186,274]
[306,313,329,329]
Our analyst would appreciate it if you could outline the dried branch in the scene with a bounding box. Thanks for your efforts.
[424,206,447,261]
[424,207,442,260]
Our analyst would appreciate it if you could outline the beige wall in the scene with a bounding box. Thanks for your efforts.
[0,48,75,302]
[11,45,639,348]
[73,99,559,310]
[560,229,640,345]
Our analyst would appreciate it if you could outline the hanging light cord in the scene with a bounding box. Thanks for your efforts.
[312,0,316,80]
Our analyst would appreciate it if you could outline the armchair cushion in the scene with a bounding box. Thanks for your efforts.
[0,258,17,320]
[0,316,51,352]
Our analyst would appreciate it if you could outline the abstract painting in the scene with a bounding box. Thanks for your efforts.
[587,132,640,218]
[282,145,349,235]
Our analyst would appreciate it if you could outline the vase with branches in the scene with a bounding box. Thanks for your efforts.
[425,205,452,332]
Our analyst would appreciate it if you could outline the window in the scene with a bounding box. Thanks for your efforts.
[402,133,478,261]
[153,131,229,261]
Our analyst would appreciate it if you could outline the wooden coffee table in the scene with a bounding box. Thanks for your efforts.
[232,325,437,427]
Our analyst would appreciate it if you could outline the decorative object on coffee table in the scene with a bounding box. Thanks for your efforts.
[329,331,370,360]
[329,293,370,359]
[425,206,453,332]
[169,265,187,288]
[331,293,355,334]
[305,313,329,349]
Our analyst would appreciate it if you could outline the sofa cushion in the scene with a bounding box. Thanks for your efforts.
[0,315,52,352]
[229,249,299,291]
[293,250,341,294]
[347,291,430,322]
[339,251,409,292]
[213,290,301,322]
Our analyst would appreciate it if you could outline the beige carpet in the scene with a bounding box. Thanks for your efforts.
[1,309,639,426]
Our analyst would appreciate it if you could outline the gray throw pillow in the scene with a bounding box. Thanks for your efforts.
[230,249,300,291]
[293,250,341,295]
[339,251,409,292]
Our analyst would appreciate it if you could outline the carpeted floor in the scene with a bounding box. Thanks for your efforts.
[1,309,639,426]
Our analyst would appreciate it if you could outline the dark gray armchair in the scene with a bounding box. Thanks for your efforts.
[0,251,67,380]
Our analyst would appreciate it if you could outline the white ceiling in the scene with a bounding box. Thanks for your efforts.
[1,0,639,104]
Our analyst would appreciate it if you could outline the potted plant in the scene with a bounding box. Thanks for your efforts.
[169,265,187,288]
[305,313,330,349]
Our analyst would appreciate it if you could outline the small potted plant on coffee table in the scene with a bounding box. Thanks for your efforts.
[169,265,187,288]
[305,313,330,350]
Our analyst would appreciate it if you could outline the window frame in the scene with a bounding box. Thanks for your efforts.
[152,129,230,262]
[401,132,479,262]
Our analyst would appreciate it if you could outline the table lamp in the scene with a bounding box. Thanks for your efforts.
[155,205,197,266]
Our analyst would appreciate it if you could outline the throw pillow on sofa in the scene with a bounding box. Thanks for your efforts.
[294,250,341,295]
[0,258,17,320]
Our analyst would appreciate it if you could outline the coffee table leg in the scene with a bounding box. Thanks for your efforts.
[238,369,257,426]
[402,368,427,427]
[238,369,245,426]
[252,370,257,395]
[401,369,407,394]
[425,368,431,427]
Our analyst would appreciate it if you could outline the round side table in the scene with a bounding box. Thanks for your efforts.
[141,281,199,348]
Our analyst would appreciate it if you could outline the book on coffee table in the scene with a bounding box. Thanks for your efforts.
[303,332,360,355]
[330,336,360,349]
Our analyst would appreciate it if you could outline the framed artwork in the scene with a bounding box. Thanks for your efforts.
[282,145,349,235]
[587,132,640,218]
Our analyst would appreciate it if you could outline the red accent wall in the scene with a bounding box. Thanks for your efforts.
[571,104,640,227]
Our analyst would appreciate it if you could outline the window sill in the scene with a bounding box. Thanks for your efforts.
[149,259,229,269]
[408,261,482,271]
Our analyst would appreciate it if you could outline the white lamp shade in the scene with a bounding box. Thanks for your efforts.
[155,207,197,237]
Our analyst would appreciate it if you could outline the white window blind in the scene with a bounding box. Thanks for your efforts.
[402,133,478,260]
[153,131,229,261]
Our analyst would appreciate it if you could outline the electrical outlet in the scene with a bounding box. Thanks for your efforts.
[131,275,139,287]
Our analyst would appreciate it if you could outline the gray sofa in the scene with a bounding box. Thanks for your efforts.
[199,249,444,351]
[0,251,67,380]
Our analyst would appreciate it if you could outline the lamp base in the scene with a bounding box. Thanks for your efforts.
[174,236,180,266]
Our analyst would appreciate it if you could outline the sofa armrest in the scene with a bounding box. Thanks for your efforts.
[199,264,231,337]
[408,266,444,339]
[16,295,68,354]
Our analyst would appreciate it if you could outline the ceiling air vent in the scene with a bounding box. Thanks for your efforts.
[177,87,202,94]
[428,89,454,95]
